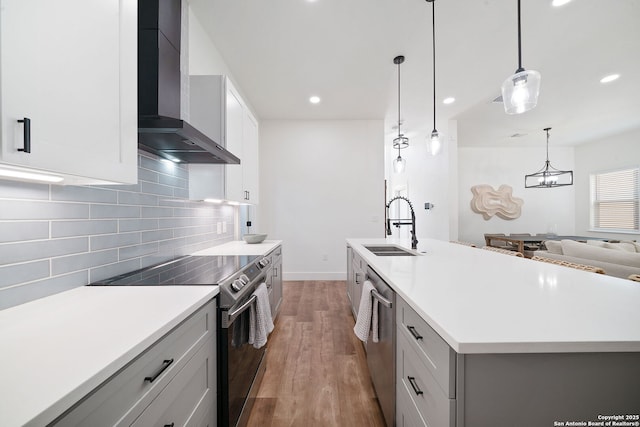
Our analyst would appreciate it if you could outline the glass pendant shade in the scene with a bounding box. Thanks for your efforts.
[393,155,406,174]
[426,130,442,156]
[501,69,541,114]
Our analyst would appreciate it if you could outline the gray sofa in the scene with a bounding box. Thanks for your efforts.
[536,239,640,280]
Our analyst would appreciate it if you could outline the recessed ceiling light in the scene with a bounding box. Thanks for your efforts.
[552,0,572,6]
[600,74,620,84]
[443,97,455,105]
[309,96,321,104]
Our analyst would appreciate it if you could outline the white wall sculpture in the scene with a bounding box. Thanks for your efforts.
[470,184,523,220]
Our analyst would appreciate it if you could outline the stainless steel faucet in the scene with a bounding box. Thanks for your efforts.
[386,196,418,250]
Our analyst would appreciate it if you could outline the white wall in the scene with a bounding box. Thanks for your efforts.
[385,121,457,243]
[458,146,576,247]
[574,128,640,241]
[258,120,385,280]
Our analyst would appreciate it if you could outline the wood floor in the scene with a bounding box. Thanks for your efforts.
[246,281,386,427]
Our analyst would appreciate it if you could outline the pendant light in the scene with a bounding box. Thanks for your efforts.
[393,55,409,173]
[525,128,573,188]
[425,0,442,156]
[501,0,541,115]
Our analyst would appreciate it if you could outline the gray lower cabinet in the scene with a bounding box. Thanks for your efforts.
[265,245,283,318]
[346,247,366,320]
[396,295,640,427]
[396,297,455,427]
[53,299,217,427]
[272,246,283,316]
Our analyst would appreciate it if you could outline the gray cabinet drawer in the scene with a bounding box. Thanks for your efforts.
[397,296,455,397]
[397,331,455,427]
[396,381,428,427]
[353,251,365,270]
[131,337,215,427]
[54,299,215,427]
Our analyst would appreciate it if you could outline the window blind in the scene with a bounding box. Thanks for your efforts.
[591,167,640,231]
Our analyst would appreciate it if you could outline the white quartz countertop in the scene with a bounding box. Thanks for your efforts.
[347,238,640,354]
[192,239,282,256]
[0,285,218,427]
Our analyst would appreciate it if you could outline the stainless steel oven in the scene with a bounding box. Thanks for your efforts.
[90,253,271,427]
[218,259,270,427]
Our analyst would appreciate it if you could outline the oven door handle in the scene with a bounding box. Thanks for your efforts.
[371,289,393,308]
[227,294,257,324]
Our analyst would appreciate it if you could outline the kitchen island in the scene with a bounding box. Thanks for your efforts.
[347,238,640,427]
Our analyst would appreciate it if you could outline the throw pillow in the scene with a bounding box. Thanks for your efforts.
[544,240,563,254]
[562,239,640,268]
[604,242,637,252]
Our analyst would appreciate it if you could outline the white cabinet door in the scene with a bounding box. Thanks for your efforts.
[0,0,137,185]
[242,109,259,204]
[224,80,245,202]
[189,76,260,204]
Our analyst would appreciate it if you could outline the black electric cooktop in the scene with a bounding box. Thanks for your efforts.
[90,255,260,286]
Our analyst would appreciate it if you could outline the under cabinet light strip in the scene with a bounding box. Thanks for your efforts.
[0,167,64,183]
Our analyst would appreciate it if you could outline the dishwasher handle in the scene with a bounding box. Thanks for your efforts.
[371,289,393,308]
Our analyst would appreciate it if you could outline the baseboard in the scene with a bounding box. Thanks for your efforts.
[283,272,346,281]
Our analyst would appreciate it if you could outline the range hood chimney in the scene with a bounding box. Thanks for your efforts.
[138,0,240,164]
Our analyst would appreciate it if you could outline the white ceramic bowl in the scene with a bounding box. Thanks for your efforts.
[243,234,267,244]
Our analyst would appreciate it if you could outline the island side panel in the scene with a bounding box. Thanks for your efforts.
[459,352,640,426]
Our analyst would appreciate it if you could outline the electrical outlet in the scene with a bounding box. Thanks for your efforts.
[217,222,222,234]
[322,254,328,261]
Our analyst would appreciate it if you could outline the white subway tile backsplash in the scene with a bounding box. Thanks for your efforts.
[0,180,49,200]
[0,200,90,220]
[0,261,50,289]
[51,185,117,204]
[52,249,119,275]
[0,271,88,310]
[118,191,158,206]
[90,204,140,219]
[0,221,49,243]
[90,232,141,251]
[0,237,88,265]
[119,219,159,232]
[51,220,118,238]
[0,152,234,309]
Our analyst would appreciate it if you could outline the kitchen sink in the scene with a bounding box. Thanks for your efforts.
[364,245,418,256]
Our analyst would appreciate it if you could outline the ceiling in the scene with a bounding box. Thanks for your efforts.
[189,0,640,148]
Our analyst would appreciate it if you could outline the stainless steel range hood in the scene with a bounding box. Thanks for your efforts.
[138,0,240,164]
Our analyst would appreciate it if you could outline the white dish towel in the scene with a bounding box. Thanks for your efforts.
[353,280,379,343]
[249,282,274,349]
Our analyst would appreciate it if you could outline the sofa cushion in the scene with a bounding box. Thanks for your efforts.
[603,242,637,252]
[561,239,640,268]
[544,240,563,254]
[586,240,607,248]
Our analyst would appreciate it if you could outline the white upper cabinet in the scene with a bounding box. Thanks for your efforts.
[188,75,259,204]
[0,0,138,185]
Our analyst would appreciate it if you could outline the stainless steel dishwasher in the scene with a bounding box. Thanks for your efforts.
[365,266,396,427]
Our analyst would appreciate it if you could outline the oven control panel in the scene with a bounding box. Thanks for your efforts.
[258,257,271,268]
[231,274,250,292]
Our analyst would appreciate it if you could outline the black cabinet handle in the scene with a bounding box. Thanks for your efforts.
[408,376,424,396]
[144,358,174,383]
[17,118,31,153]
[164,424,175,427]
[407,325,423,341]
